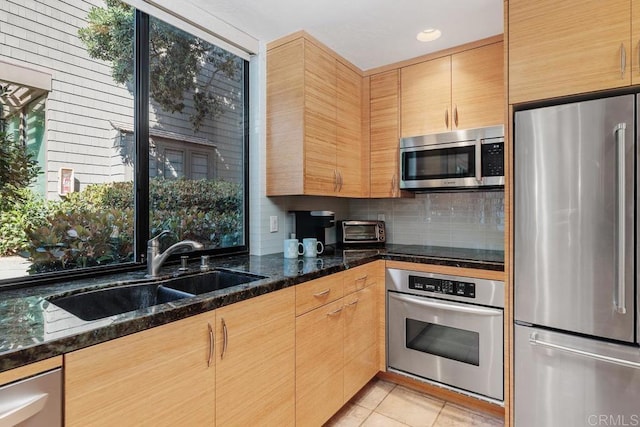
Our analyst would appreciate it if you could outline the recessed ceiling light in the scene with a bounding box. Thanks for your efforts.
[417,29,442,42]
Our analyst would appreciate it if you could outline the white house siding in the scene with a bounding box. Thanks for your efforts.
[1,0,134,199]
[1,0,245,200]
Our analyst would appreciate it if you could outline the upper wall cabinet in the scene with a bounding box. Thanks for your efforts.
[509,0,631,104]
[267,33,364,197]
[401,42,504,137]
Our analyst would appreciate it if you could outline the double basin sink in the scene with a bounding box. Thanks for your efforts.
[50,269,266,321]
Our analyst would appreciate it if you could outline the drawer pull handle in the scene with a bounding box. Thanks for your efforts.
[356,275,368,282]
[313,289,330,298]
[327,307,343,317]
[346,299,359,307]
[207,322,214,367]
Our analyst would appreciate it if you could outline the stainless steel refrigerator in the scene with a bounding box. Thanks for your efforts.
[514,94,640,427]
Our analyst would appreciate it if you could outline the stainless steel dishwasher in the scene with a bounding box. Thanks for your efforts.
[0,368,62,427]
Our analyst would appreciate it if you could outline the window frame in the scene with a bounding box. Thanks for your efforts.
[0,9,250,289]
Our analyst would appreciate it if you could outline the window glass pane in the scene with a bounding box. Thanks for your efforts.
[0,0,135,280]
[405,318,480,366]
[148,16,246,250]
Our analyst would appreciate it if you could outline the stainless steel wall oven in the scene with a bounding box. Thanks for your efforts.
[386,268,504,402]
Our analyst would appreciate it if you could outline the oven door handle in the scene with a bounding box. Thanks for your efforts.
[389,292,502,316]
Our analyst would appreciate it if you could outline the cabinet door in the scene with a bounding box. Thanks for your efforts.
[451,42,504,129]
[296,299,344,426]
[337,60,363,197]
[65,313,215,427]
[370,70,400,198]
[509,0,631,103]
[401,56,451,136]
[344,284,379,401]
[266,38,305,196]
[215,288,295,426]
[304,41,337,195]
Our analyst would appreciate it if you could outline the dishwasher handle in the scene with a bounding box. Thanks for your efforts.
[389,292,502,316]
[0,393,48,427]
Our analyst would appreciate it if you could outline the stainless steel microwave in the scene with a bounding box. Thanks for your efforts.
[337,220,385,245]
[399,125,504,191]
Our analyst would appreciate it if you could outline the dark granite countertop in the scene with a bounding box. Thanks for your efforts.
[0,245,503,373]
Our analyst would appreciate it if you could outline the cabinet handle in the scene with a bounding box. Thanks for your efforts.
[313,289,330,298]
[346,299,359,307]
[621,43,627,79]
[356,275,368,282]
[339,170,343,191]
[444,108,449,128]
[453,105,458,128]
[334,169,339,192]
[221,317,228,359]
[327,307,343,317]
[207,322,214,367]
[391,174,397,197]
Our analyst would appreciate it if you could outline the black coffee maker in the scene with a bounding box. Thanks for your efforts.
[291,211,335,247]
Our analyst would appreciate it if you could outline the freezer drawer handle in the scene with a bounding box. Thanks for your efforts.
[389,292,502,316]
[529,333,640,370]
[0,392,48,426]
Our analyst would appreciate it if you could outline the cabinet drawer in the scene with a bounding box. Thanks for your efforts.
[343,261,383,295]
[296,273,344,316]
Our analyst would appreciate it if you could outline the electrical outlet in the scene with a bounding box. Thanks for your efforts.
[269,216,278,233]
[377,213,385,221]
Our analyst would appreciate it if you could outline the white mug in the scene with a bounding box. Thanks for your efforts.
[302,238,324,258]
[284,239,304,259]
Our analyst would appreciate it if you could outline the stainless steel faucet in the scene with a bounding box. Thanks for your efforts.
[146,230,204,277]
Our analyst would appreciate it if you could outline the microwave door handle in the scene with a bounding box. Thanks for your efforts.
[475,138,482,183]
[389,292,502,316]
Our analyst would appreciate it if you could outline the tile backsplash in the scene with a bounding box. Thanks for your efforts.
[348,191,504,251]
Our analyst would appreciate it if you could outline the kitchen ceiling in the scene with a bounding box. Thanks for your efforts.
[189,0,504,70]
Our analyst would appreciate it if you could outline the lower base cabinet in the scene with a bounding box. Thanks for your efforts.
[295,263,382,425]
[65,313,216,427]
[215,287,295,426]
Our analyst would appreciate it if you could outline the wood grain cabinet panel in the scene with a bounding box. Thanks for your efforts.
[451,42,504,129]
[344,283,379,401]
[267,32,365,197]
[632,0,640,84]
[370,70,402,198]
[65,313,215,427]
[295,298,345,426]
[401,56,452,136]
[401,42,504,136]
[215,287,295,427]
[509,0,631,103]
[295,271,344,316]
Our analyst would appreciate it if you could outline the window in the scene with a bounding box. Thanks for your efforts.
[0,1,249,285]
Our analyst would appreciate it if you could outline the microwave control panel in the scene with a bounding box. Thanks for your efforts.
[481,141,504,177]
[408,275,476,298]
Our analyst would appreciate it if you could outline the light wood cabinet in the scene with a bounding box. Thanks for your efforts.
[296,298,345,426]
[401,42,504,137]
[295,263,382,424]
[401,56,452,136]
[633,1,640,84]
[295,272,344,316]
[344,282,378,401]
[370,70,402,197]
[215,287,295,427]
[65,313,215,427]
[267,32,364,197]
[509,0,631,103]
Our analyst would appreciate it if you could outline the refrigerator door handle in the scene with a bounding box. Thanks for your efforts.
[529,332,640,370]
[614,122,627,314]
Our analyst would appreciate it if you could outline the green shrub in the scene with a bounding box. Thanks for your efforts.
[20,178,242,274]
[0,189,48,255]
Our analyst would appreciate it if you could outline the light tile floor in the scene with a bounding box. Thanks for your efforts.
[324,378,504,427]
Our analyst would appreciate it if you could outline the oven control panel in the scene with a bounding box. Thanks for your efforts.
[408,275,476,298]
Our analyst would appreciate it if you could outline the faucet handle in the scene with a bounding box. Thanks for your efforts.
[148,230,174,247]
